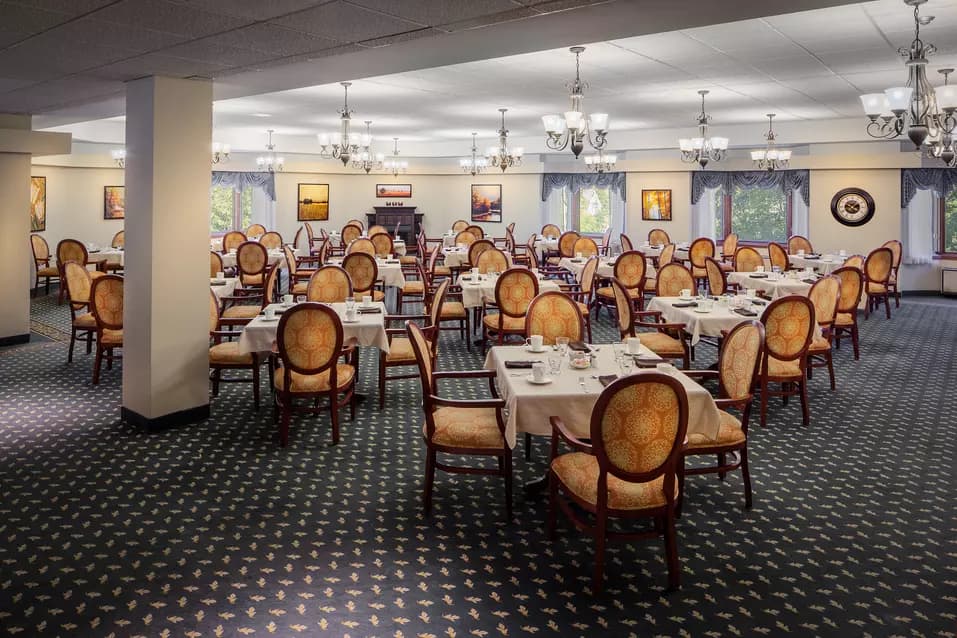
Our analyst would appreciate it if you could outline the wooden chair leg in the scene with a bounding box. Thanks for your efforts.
[547,473,559,540]
[717,453,727,480]
[92,346,103,385]
[252,364,260,409]
[329,392,340,445]
[759,381,769,428]
[68,330,76,363]
[378,357,386,410]
[86,331,93,354]
[883,295,891,319]
[825,351,835,391]
[798,380,810,427]
[663,511,681,591]
[592,512,607,595]
[423,448,436,515]
[851,323,860,360]
[740,447,753,509]
[212,368,221,396]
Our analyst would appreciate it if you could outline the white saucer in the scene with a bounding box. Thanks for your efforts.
[678,297,694,302]
[342,318,359,324]
[526,375,553,385]
[526,346,547,353]
[693,308,712,314]
[260,316,279,322]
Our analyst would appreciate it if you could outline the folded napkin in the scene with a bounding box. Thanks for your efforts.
[259,309,285,316]
[802,278,819,284]
[633,357,661,368]
[504,360,536,369]
[210,281,227,286]
[358,307,382,314]
[384,260,400,264]
[598,374,618,387]
[568,340,590,352]
[733,308,758,317]
[751,299,768,306]
[569,258,583,263]
[749,273,769,279]
[672,301,698,308]
[802,254,820,260]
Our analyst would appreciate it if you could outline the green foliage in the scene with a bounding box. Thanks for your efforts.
[578,187,611,234]
[209,186,253,232]
[730,186,787,242]
[945,189,957,253]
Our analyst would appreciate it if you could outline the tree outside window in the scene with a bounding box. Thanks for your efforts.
[210,185,253,233]
[712,186,790,243]
[943,189,957,253]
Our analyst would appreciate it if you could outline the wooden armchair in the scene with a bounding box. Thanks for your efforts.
[89,274,124,385]
[208,289,262,408]
[31,234,59,297]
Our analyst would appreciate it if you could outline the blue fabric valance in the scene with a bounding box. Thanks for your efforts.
[900,168,957,206]
[691,169,810,206]
[541,171,626,202]
[211,171,276,201]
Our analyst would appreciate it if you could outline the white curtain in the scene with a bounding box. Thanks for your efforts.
[691,187,718,240]
[251,188,276,230]
[791,188,809,238]
[609,187,626,242]
[540,186,567,232]
[902,188,935,264]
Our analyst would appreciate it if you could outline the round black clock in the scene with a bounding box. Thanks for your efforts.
[830,188,875,227]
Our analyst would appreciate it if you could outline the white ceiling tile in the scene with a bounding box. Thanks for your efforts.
[164,0,328,21]
[269,1,423,42]
[346,0,519,27]
[683,19,806,57]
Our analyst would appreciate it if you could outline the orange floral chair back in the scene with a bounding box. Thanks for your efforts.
[705,256,727,295]
[347,237,376,257]
[648,228,670,245]
[259,231,282,250]
[722,233,738,258]
[525,291,584,345]
[429,279,450,328]
[881,240,902,270]
[91,274,124,330]
[209,288,221,334]
[64,261,93,308]
[689,237,715,269]
[591,374,688,488]
[293,226,304,251]
[307,266,353,303]
[466,225,484,239]
[614,250,647,290]
[370,232,394,257]
[658,243,676,266]
[788,235,813,255]
[303,223,315,244]
[111,230,125,248]
[345,218,364,230]
[237,241,268,282]
[718,320,764,401]
[259,264,280,306]
[843,254,864,269]
[454,230,477,246]
[580,256,599,294]
[809,276,841,329]
[864,247,893,285]
[833,266,864,313]
[477,248,509,274]
[768,242,789,271]
[222,231,246,252]
[276,302,343,376]
[407,321,437,412]
[610,277,634,337]
[734,246,764,273]
[656,263,694,297]
[57,239,87,267]
[31,234,50,262]
[210,251,224,277]
[451,219,469,232]
[574,236,599,257]
[619,233,633,252]
[494,267,539,318]
[341,224,362,245]
[468,239,494,266]
[558,231,580,258]
[761,296,814,362]
[343,252,378,294]
[282,245,298,274]
[541,224,561,239]
[368,224,387,236]
[245,223,267,237]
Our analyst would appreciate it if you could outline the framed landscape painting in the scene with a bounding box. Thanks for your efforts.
[297,183,330,221]
[104,186,125,220]
[30,176,46,231]
[641,189,672,221]
[376,183,412,198]
[471,184,502,223]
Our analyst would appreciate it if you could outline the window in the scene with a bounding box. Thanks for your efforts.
[557,186,610,234]
[714,186,791,243]
[210,185,252,234]
[941,188,957,254]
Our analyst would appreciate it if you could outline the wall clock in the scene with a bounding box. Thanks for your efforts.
[830,188,875,227]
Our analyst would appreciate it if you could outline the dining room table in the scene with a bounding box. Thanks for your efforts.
[726,271,815,299]
[638,242,690,262]
[221,247,306,269]
[558,256,657,282]
[210,277,239,301]
[459,272,561,309]
[325,257,406,289]
[788,253,846,274]
[238,300,390,355]
[484,343,721,448]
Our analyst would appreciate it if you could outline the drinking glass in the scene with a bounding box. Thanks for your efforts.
[547,354,562,377]
[556,336,570,357]
[618,355,634,376]
[345,297,356,312]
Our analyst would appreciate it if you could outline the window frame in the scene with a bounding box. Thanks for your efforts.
[209,186,252,236]
[717,186,793,246]
[568,185,611,237]
[936,189,957,258]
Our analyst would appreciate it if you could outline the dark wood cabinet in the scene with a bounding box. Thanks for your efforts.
[367,207,422,251]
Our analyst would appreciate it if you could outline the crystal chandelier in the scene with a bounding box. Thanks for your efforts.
[541,46,609,158]
[584,149,617,173]
[750,114,791,172]
[486,109,523,172]
[460,133,488,176]
[255,129,284,173]
[317,82,370,166]
[859,0,957,151]
[110,149,126,168]
[351,121,384,173]
[383,138,408,177]
[679,90,729,169]
[211,141,230,164]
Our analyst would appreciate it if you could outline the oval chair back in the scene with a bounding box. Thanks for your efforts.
[63,261,93,309]
[454,230,477,247]
[111,230,125,248]
[345,218,364,230]
[573,236,599,257]
[368,224,387,236]
[558,231,580,258]
[619,233,633,252]
[614,250,647,292]
[610,277,635,338]
[222,230,246,252]
[276,302,344,384]
[370,232,394,257]
[843,254,864,269]
[261,264,280,307]
[477,248,508,274]
[91,274,124,331]
[307,265,353,303]
[721,233,738,259]
[451,219,469,232]
[494,267,539,318]
[209,288,221,334]
[210,251,224,277]
[833,266,863,314]
[580,255,599,295]
[787,235,813,255]
[541,224,561,239]
[689,237,715,275]
[465,225,484,239]
[599,228,611,253]
[245,223,266,237]
[864,247,893,287]
[31,234,50,263]
[656,263,694,297]
[342,252,378,296]
[57,238,88,268]
[259,231,283,250]
[468,239,495,267]
[658,243,676,266]
[882,239,902,272]
[718,320,765,402]
[808,276,841,332]
[768,242,789,271]
[293,226,305,252]
[525,291,584,345]
[704,256,727,296]
[734,246,764,273]
[347,237,376,257]
[341,224,362,245]
[761,295,815,365]
[237,241,268,287]
[648,228,670,245]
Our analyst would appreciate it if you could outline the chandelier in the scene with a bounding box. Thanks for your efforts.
[924,69,957,165]
[750,114,791,172]
[584,149,617,173]
[679,90,729,169]
[485,109,523,172]
[317,81,370,166]
[460,132,488,176]
[383,138,408,177]
[351,121,384,173]
[255,129,284,173]
[541,46,609,158]
[211,142,230,164]
[859,0,957,151]
[110,149,126,168]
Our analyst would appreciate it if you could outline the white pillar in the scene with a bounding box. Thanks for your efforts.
[122,76,212,429]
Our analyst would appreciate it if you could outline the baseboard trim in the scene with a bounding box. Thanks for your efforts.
[121,403,210,433]
[902,290,947,297]
[0,333,30,347]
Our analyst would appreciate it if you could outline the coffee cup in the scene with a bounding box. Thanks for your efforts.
[756,265,765,272]
[345,308,357,322]
[839,249,847,257]
[282,294,293,306]
[471,267,479,277]
[575,252,583,259]
[656,362,675,374]
[626,336,642,355]
[362,295,372,307]
[797,249,805,257]
[531,362,547,382]
[525,335,544,351]
[215,271,224,280]
[264,307,276,320]
[680,288,692,299]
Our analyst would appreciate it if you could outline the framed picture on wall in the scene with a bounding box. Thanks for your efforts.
[297,183,330,221]
[104,185,125,220]
[376,183,412,198]
[30,176,46,231]
[641,189,672,221]
[471,184,502,223]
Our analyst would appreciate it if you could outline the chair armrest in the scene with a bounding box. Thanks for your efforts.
[682,369,719,380]
[636,320,687,332]
[714,397,749,410]
[432,396,506,409]
[384,313,428,324]
[635,310,663,319]
[549,416,593,455]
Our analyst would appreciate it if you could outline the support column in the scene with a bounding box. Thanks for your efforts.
[122,76,212,429]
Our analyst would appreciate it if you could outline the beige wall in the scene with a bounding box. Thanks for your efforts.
[625,171,691,243]
[30,164,125,252]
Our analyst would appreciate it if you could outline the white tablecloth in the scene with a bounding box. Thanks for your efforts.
[460,275,561,309]
[442,248,469,269]
[326,258,406,288]
[96,249,124,265]
[534,238,559,252]
[559,257,657,282]
[393,240,407,256]
[637,244,689,262]
[221,248,305,269]
[727,272,813,299]
[210,278,238,301]
[484,344,720,448]
[238,302,389,355]
[788,254,845,274]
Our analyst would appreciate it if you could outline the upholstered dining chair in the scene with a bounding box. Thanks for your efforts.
[832,266,864,360]
[379,279,449,409]
[259,231,283,250]
[341,223,362,247]
[370,232,394,258]
[407,320,512,518]
[208,289,262,408]
[345,218,365,230]
[807,275,841,390]
[505,229,530,266]
[245,223,267,237]
[90,274,124,385]
[680,320,765,510]
[111,230,124,248]
[787,235,813,255]
[467,239,495,270]
[222,230,246,253]
[236,241,268,289]
[595,250,647,317]
[397,261,427,311]
[882,239,903,308]
[863,246,893,319]
[613,277,690,369]
[758,295,815,427]
[598,228,612,256]
[557,231,580,262]
[525,291,584,346]
[342,252,385,303]
[540,223,561,239]
[548,372,689,593]
[768,242,790,272]
[465,224,484,239]
[573,236,600,258]
[705,256,730,296]
[347,237,376,257]
[476,248,509,274]
[451,219,470,232]
[210,251,224,278]
[843,254,865,269]
[559,255,597,343]
[305,265,352,303]
[420,258,470,347]
[31,234,59,297]
[454,230,477,247]
[688,237,715,289]
[648,228,671,245]
[483,267,539,346]
[272,302,356,446]
[368,224,388,236]
[734,246,764,273]
[56,239,105,304]
[657,243,676,267]
[655,262,695,298]
[62,261,97,363]
[619,233,634,253]
[284,245,316,296]
[221,264,279,327]
[721,233,738,263]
